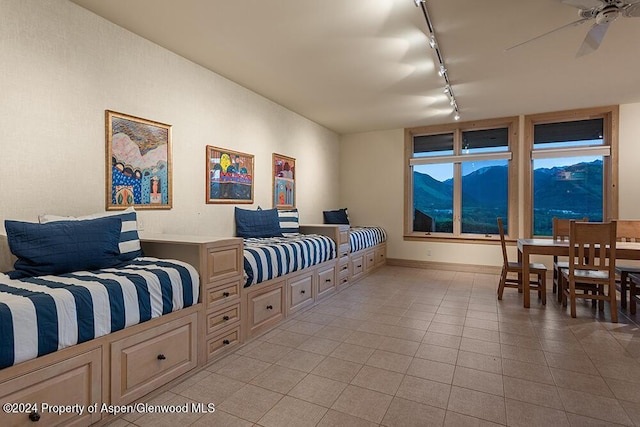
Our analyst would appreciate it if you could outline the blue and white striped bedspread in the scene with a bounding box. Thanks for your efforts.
[0,257,199,369]
[349,226,387,253]
[243,234,336,288]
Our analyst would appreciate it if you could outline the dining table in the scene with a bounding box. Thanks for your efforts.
[517,238,640,308]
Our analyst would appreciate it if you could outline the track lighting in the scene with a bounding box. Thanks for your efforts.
[414,0,461,121]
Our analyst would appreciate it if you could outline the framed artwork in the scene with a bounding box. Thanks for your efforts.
[105,110,172,210]
[273,153,295,208]
[206,146,254,203]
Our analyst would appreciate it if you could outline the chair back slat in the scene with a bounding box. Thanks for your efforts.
[568,221,617,275]
[553,217,588,242]
[497,218,509,266]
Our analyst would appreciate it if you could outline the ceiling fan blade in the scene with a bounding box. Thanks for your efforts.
[576,22,610,56]
[560,0,605,10]
[505,17,591,52]
[623,2,640,17]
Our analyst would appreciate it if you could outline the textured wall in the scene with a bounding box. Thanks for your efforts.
[0,0,340,240]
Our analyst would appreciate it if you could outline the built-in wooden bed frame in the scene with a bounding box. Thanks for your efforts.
[0,224,386,426]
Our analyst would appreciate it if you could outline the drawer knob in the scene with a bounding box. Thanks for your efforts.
[300,290,306,294]
[325,278,331,282]
[266,305,273,310]
[223,339,230,345]
[223,315,230,321]
[157,354,167,360]
[357,264,362,268]
[29,411,40,422]
[222,292,230,297]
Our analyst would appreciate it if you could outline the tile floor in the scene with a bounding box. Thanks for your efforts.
[108,266,640,426]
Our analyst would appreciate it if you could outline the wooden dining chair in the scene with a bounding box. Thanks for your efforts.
[552,217,588,303]
[614,220,640,310]
[497,218,547,304]
[560,220,618,322]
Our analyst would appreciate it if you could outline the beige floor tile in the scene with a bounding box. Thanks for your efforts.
[190,410,253,426]
[443,410,505,426]
[329,342,375,364]
[216,384,283,423]
[377,336,420,356]
[381,396,446,427]
[429,321,464,336]
[422,331,462,349]
[501,358,555,385]
[296,336,341,355]
[285,320,326,335]
[605,377,640,403]
[500,332,542,350]
[240,340,293,363]
[314,325,354,342]
[266,329,312,348]
[312,356,364,382]
[456,350,502,374]
[328,317,364,330]
[274,349,326,372]
[503,376,563,410]
[397,317,431,330]
[330,384,393,424]
[257,395,327,427]
[463,327,501,344]
[316,409,378,427]
[176,371,245,405]
[396,374,452,409]
[344,330,385,348]
[212,355,271,382]
[620,400,640,426]
[407,357,456,384]
[288,374,348,408]
[505,399,570,427]
[302,312,338,325]
[415,343,459,365]
[447,386,507,425]
[249,364,306,394]
[350,365,404,395]
[365,349,413,373]
[453,366,504,396]
[460,337,502,357]
[551,367,615,398]
[558,388,633,425]
[564,412,628,426]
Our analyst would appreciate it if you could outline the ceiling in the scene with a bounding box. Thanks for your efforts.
[70,0,640,135]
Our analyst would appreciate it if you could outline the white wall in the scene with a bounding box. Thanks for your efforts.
[341,103,640,268]
[0,0,340,237]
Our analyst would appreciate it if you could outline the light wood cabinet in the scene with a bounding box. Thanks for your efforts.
[0,349,101,427]
[317,264,336,300]
[287,271,314,314]
[141,234,244,364]
[245,280,286,340]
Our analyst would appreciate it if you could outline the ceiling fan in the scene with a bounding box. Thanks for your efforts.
[507,0,640,56]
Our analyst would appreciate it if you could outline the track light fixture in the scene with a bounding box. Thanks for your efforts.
[413,0,460,120]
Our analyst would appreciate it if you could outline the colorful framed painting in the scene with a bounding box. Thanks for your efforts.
[105,110,172,210]
[206,146,254,204]
[273,153,295,208]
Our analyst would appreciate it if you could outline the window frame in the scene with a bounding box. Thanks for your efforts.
[523,106,619,238]
[404,116,519,242]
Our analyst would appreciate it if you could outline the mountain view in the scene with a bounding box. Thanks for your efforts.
[414,160,603,235]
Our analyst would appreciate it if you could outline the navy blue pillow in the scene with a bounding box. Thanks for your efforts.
[5,217,123,278]
[323,208,350,225]
[235,207,283,238]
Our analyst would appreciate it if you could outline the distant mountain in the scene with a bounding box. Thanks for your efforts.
[533,160,602,210]
[413,171,453,212]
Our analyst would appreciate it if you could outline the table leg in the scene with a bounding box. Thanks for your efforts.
[522,247,530,308]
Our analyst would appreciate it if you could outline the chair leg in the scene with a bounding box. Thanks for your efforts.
[631,281,637,315]
[540,273,546,305]
[620,271,628,309]
[569,280,577,318]
[498,267,507,300]
[552,266,558,294]
[557,273,564,303]
[610,283,618,323]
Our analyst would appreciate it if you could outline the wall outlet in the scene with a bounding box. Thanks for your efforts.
[427,250,432,257]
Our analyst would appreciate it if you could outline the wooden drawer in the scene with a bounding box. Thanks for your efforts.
[351,254,365,278]
[365,249,376,271]
[0,349,101,427]
[375,245,386,266]
[252,287,284,326]
[338,260,349,279]
[206,242,242,283]
[205,279,241,311]
[206,325,241,360]
[288,272,314,313]
[317,265,336,298]
[338,243,350,259]
[111,312,197,405]
[206,302,241,336]
[339,227,349,245]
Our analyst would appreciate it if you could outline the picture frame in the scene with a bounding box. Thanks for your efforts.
[273,153,295,208]
[105,110,172,210]
[206,145,254,204]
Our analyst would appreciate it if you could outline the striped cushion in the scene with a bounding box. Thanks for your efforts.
[349,226,387,253]
[38,207,142,262]
[278,209,300,235]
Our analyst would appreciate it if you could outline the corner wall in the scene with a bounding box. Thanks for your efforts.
[0,0,340,236]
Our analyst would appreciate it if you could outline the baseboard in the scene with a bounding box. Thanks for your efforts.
[386,258,502,275]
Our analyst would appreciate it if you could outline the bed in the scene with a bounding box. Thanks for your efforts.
[0,209,203,426]
[349,225,387,253]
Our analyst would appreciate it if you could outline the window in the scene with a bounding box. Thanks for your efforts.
[405,118,518,239]
[524,107,618,237]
